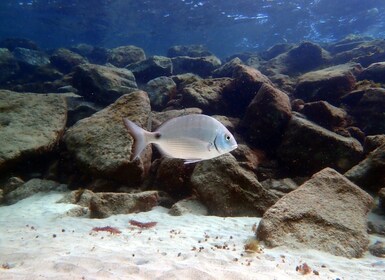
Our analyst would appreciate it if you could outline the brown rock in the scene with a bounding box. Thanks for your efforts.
[63,91,151,186]
[345,144,385,192]
[190,154,279,217]
[171,55,221,77]
[301,101,348,130]
[277,116,363,176]
[50,48,88,73]
[89,191,159,218]
[294,63,361,105]
[358,62,385,83]
[240,83,292,150]
[257,168,373,258]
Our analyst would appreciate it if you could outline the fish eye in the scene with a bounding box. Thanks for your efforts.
[225,134,231,141]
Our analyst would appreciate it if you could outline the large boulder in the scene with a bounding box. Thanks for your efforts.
[145,76,177,111]
[72,63,138,105]
[342,87,385,135]
[277,116,363,176]
[167,45,213,57]
[12,47,50,68]
[358,62,385,83]
[107,45,146,67]
[126,55,173,83]
[345,144,385,192]
[0,90,67,172]
[171,55,221,77]
[257,168,373,258]
[190,154,279,217]
[63,91,151,186]
[181,78,233,114]
[240,83,292,150]
[294,63,361,105]
[50,48,88,73]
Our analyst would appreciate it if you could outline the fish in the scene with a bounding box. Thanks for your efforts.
[123,114,238,163]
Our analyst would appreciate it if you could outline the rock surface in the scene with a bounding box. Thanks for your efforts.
[107,45,146,67]
[257,168,373,258]
[190,154,279,217]
[345,144,385,192]
[0,90,67,172]
[171,55,221,77]
[63,91,151,186]
[72,63,138,105]
[277,116,363,176]
[126,56,172,83]
[240,83,292,150]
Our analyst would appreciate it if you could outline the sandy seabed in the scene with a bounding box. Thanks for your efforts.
[0,192,384,280]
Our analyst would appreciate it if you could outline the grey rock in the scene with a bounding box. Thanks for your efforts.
[181,78,233,114]
[169,199,208,216]
[145,76,176,110]
[126,56,173,83]
[4,178,66,205]
[172,55,221,77]
[190,154,279,217]
[369,241,385,258]
[345,144,385,192]
[277,116,363,176]
[107,45,146,67]
[1,177,24,195]
[0,90,67,172]
[358,61,385,83]
[89,191,159,218]
[12,47,50,67]
[364,135,385,154]
[257,167,373,258]
[63,91,151,186]
[72,63,138,105]
[50,48,88,73]
[167,45,213,57]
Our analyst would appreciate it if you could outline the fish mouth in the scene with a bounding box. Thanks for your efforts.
[232,144,238,149]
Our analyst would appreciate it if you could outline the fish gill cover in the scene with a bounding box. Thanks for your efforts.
[0,0,384,56]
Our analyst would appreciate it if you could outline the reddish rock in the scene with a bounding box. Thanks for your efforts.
[301,101,348,130]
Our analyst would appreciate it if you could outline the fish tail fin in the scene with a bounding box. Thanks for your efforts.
[123,118,149,161]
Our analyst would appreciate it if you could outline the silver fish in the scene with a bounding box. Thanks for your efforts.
[123,114,238,163]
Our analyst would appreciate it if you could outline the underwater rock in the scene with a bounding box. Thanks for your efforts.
[260,178,298,198]
[190,153,279,217]
[1,177,24,195]
[72,63,138,105]
[224,64,274,115]
[379,188,385,213]
[345,144,385,192]
[364,135,385,153]
[107,45,146,67]
[342,87,385,135]
[58,189,95,208]
[89,191,159,218]
[4,178,66,205]
[300,101,348,130]
[169,198,208,216]
[50,48,88,73]
[12,47,50,68]
[229,143,260,172]
[277,115,363,176]
[63,91,151,186]
[181,78,232,114]
[153,158,195,199]
[331,39,385,67]
[145,76,176,111]
[0,48,19,84]
[167,45,213,58]
[294,63,361,105]
[358,62,385,83]
[240,83,292,150]
[260,43,294,60]
[171,55,221,77]
[0,37,39,51]
[369,241,385,258]
[211,57,243,78]
[0,90,67,173]
[126,56,173,83]
[257,167,373,258]
[65,94,103,127]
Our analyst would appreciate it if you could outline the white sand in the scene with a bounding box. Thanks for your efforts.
[0,192,384,280]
